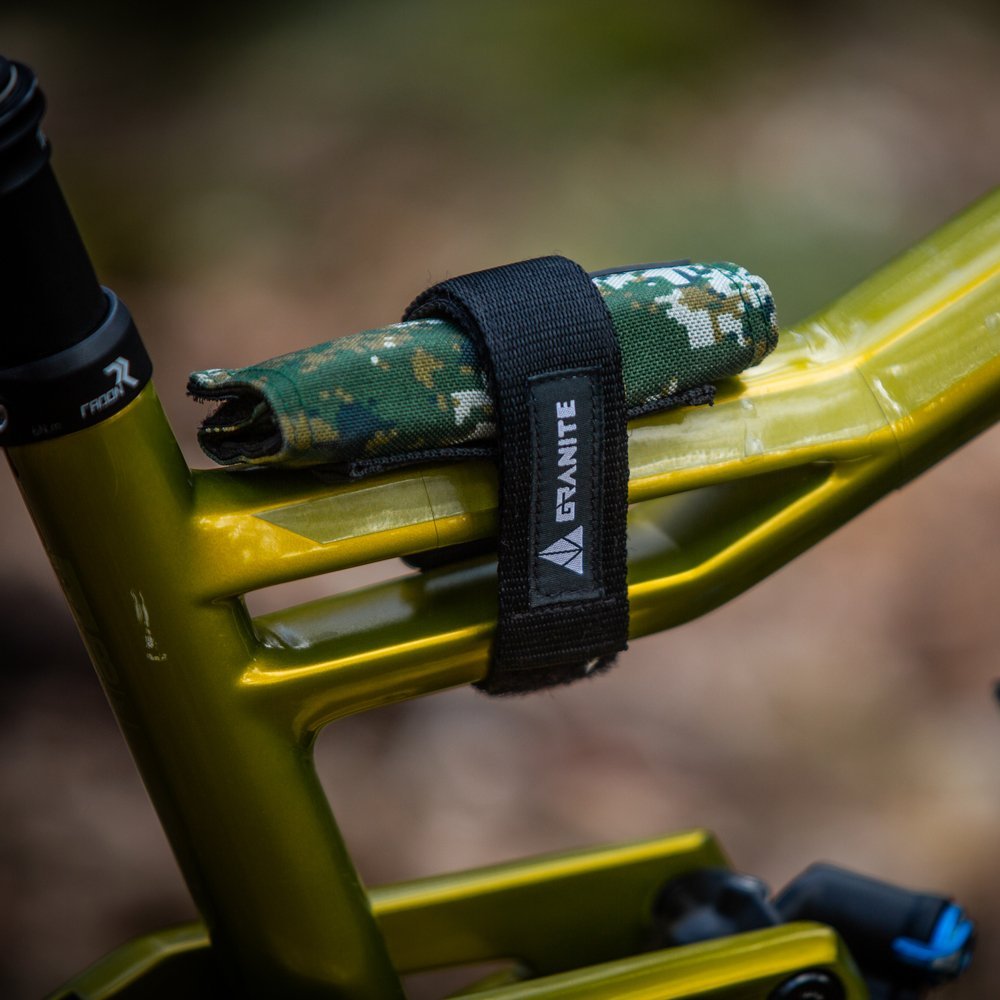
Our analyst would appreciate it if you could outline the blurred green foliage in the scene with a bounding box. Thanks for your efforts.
[3,1,998,326]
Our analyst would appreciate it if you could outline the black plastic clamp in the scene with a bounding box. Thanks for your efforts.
[0,290,152,446]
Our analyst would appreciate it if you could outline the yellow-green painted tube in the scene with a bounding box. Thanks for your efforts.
[11,189,1000,998]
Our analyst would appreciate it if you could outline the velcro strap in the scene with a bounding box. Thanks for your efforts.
[404,256,629,695]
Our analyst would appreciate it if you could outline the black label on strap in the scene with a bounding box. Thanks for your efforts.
[530,370,602,605]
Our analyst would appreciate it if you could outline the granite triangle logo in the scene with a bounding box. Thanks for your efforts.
[538,526,584,576]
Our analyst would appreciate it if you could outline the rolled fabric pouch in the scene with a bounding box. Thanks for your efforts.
[188,261,777,475]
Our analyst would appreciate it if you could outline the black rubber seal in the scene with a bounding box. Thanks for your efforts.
[0,58,51,197]
[0,290,152,446]
[404,255,630,695]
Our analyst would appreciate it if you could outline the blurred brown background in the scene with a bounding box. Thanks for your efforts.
[2,2,1000,997]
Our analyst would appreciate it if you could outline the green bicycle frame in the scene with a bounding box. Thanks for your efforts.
[8,185,1000,998]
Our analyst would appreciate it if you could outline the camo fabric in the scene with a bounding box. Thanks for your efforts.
[188,262,778,472]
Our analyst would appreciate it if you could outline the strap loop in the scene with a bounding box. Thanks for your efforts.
[404,256,629,694]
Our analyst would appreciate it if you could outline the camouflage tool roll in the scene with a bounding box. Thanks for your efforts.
[188,261,778,474]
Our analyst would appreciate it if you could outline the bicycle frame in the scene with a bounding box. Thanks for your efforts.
[9,187,1000,998]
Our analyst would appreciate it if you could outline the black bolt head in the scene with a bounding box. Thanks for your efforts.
[769,971,845,1000]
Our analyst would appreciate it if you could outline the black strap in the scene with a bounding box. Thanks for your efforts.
[404,256,629,695]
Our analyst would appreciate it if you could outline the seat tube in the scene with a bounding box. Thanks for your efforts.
[7,390,403,998]
[0,57,403,999]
